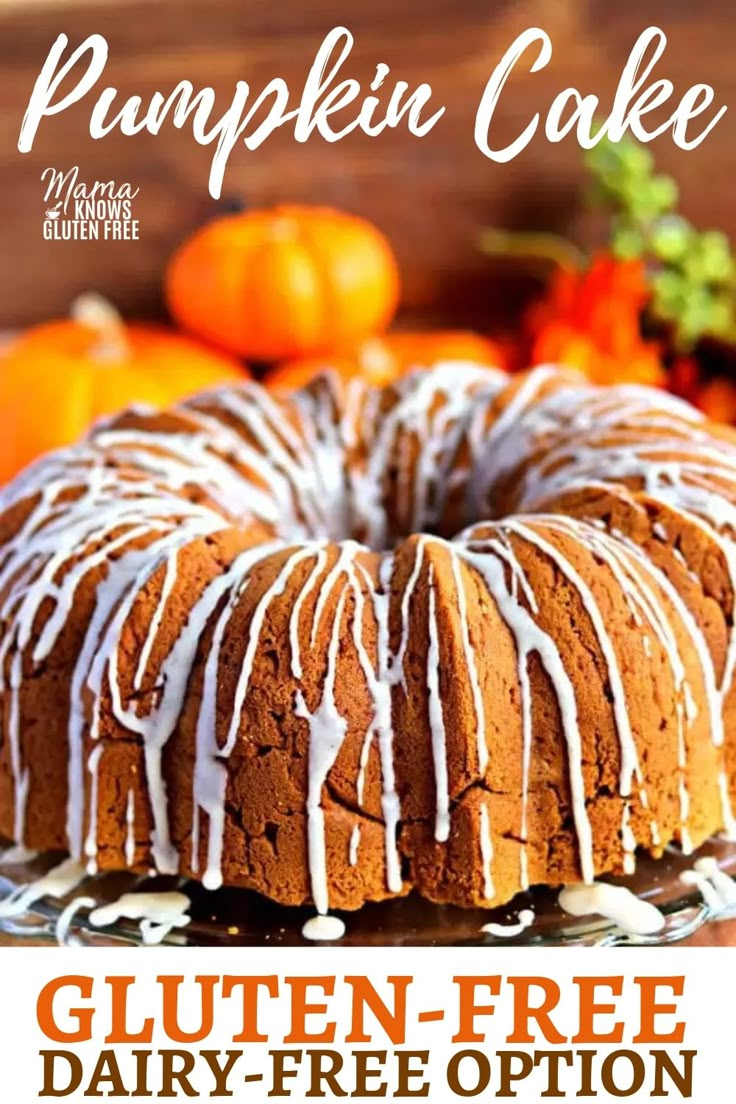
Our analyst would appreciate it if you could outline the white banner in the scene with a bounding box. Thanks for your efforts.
[0,946,730,1101]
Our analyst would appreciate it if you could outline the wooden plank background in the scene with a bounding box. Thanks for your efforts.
[0,0,734,329]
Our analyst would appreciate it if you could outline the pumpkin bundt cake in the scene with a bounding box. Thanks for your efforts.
[1,362,736,915]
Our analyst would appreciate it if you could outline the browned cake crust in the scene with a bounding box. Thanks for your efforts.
[2,363,736,914]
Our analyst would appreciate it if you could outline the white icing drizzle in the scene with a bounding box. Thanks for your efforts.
[558,882,665,935]
[426,565,450,843]
[6,652,28,843]
[132,547,178,690]
[395,537,426,691]
[84,743,104,875]
[468,364,564,514]
[349,825,360,867]
[0,446,232,864]
[125,790,136,868]
[458,538,595,884]
[449,548,488,774]
[189,536,405,903]
[56,895,96,946]
[506,520,645,808]
[509,516,683,856]
[478,804,495,899]
[228,544,328,755]
[354,364,505,548]
[481,908,535,938]
[621,805,636,875]
[198,386,330,537]
[190,543,283,887]
[513,380,736,832]
[297,586,350,915]
[289,546,329,678]
[352,555,402,892]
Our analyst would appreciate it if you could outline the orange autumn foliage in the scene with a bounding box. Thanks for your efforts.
[527,253,665,387]
[696,377,736,424]
[668,355,701,406]
[167,205,400,361]
[267,330,505,392]
[0,298,246,486]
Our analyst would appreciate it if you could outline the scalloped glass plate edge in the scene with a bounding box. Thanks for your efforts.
[1,838,735,947]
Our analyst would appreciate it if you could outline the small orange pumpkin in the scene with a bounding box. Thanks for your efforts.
[267,330,506,392]
[166,205,401,361]
[0,294,246,486]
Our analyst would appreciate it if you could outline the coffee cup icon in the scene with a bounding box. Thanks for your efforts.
[45,202,62,220]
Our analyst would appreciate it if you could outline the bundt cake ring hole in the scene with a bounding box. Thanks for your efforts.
[2,362,736,926]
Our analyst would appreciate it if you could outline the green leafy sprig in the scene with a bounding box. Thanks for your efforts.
[585,136,736,349]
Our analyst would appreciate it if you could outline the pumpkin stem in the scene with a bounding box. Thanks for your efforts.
[71,292,129,361]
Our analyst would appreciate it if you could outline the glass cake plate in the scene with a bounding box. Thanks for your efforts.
[1,838,736,947]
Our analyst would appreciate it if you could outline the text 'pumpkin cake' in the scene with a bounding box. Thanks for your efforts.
[1,362,736,917]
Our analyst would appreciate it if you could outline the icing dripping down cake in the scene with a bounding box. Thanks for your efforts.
[1,361,736,915]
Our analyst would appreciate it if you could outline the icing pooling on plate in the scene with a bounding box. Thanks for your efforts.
[89,890,191,945]
[680,856,736,913]
[0,844,38,866]
[302,914,346,942]
[481,908,535,938]
[558,882,665,936]
[0,856,86,919]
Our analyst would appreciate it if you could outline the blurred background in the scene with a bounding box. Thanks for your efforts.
[1,0,734,329]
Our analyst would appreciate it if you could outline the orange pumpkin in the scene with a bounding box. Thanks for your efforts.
[267,330,506,392]
[0,294,246,486]
[166,205,401,361]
